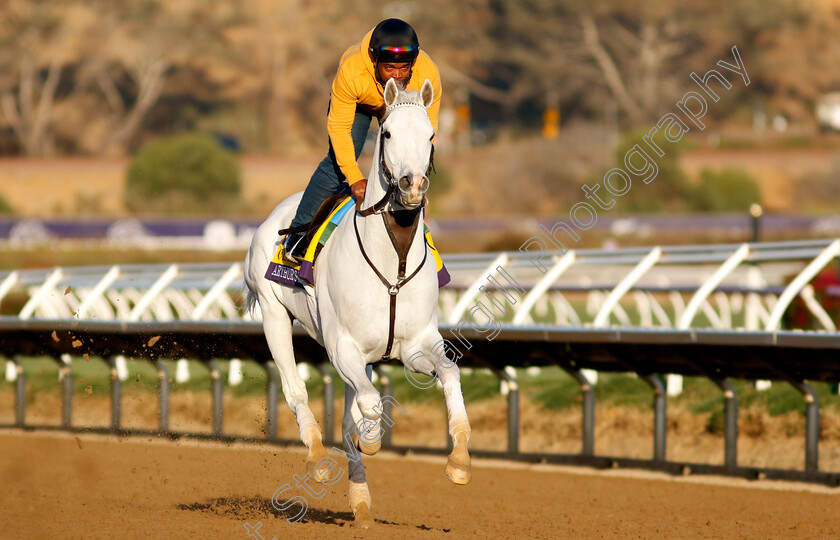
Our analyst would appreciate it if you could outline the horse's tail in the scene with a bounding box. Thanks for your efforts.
[245,284,257,317]
[244,284,258,318]
[240,262,259,318]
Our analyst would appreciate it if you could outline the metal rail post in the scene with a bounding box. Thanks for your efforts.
[209,360,224,436]
[557,364,595,456]
[712,378,738,470]
[375,366,394,448]
[320,363,335,445]
[108,357,122,431]
[642,374,666,462]
[156,359,170,433]
[13,356,25,427]
[60,355,73,428]
[494,366,519,455]
[264,361,278,441]
[790,381,820,472]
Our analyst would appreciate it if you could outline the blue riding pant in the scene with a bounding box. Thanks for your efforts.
[289,106,374,229]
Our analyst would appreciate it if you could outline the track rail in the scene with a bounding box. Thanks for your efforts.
[1,318,839,486]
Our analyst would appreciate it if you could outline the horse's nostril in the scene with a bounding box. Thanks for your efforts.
[419,176,430,193]
[399,176,411,192]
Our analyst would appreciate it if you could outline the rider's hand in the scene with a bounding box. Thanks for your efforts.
[351,179,367,210]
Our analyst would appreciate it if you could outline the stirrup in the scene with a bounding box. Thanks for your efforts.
[284,233,307,263]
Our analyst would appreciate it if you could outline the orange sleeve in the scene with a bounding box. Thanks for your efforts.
[426,62,443,136]
[327,66,366,186]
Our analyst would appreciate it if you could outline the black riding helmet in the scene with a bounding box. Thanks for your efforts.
[369,18,420,64]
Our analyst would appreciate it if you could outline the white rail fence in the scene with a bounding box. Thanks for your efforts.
[1,239,838,395]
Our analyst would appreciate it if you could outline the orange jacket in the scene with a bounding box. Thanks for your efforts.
[328,27,442,186]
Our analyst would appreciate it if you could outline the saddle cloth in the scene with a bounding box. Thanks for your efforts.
[265,195,451,288]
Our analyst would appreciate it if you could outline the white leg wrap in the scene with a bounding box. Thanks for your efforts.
[349,481,371,511]
[443,379,471,441]
[295,405,320,447]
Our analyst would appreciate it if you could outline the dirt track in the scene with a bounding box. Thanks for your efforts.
[1,430,838,539]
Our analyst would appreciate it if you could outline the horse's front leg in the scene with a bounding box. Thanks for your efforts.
[329,335,383,456]
[341,370,375,528]
[406,332,472,484]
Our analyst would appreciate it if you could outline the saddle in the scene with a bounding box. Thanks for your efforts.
[304,193,350,249]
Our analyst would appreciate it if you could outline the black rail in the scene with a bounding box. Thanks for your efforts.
[1,318,839,486]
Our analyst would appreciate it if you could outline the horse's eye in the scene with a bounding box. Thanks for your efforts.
[383,131,391,139]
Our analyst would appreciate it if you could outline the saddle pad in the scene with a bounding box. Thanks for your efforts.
[265,195,451,288]
[264,244,302,287]
[424,224,451,287]
[265,196,356,287]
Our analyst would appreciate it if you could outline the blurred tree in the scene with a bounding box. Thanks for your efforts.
[694,168,761,212]
[0,0,92,155]
[74,0,242,155]
[0,0,242,156]
[607,129,694,213]
[481,0,725,126]
[222,0,369,153]
[125,132,241,214]
[2,0,840,155]
[722,0,840,122]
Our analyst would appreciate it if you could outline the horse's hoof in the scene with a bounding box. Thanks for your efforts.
[358,438,381,456]
[352,502,375,529]
[306,453,335,483]
[445,456,472,485]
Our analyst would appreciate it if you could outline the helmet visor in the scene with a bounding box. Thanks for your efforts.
[373,45,418,63]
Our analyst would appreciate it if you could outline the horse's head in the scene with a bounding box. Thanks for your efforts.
[380,78,435,210]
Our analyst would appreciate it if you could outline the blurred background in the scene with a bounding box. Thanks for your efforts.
[2,0,840,260]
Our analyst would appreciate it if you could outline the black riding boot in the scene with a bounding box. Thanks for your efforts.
[284,232,307,262]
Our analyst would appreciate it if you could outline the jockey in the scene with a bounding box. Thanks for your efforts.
[284,18,442,261]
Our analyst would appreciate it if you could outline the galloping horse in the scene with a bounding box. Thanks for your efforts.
[244,78,472,526]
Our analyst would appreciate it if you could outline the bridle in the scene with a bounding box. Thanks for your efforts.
[357,101,435,218]
[354,99,436,361]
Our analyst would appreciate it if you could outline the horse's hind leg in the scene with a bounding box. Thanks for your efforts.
[260,302,332,482]
[342,374,375,528]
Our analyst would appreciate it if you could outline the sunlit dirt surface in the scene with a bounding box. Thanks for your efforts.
[1,430,838,539]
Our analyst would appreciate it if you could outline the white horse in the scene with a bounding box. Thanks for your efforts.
[244,78,471,527]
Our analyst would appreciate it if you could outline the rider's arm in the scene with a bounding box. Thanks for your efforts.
[420,54,443,137]
[327,68,367,186]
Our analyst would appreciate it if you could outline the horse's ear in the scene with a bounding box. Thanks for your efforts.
[384,78,399,108]
[421,79,434,109]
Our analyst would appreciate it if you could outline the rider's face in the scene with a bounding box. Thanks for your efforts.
[377,62,411,86]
